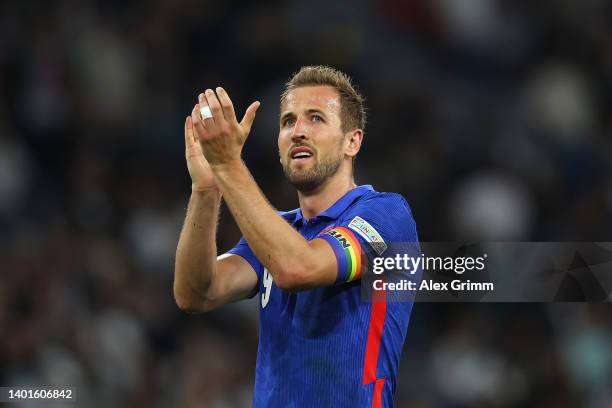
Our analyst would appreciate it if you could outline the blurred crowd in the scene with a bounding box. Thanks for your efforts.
[1,0,611,406]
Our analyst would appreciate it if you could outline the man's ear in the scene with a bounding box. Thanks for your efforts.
[345,129,363,158]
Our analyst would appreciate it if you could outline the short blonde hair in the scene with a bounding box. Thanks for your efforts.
[281,66,366,133]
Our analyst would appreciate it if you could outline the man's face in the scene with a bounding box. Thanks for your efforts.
[279,86,347,192]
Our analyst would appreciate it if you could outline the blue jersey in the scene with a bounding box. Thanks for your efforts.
[227,185,419,407]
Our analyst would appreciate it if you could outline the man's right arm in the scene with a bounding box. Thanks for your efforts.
[173,112,258,314]
[174,190,258,313]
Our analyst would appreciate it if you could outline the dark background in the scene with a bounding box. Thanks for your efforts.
[1,0,611,406]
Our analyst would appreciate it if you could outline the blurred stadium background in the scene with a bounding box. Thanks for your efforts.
[1,0,612,406]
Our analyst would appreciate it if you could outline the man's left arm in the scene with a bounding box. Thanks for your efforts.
[192,88,337,291]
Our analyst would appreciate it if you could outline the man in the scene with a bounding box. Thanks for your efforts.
[174,66,419,407]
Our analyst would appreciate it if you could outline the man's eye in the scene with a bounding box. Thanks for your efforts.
[312,115,323,122]
[284,118,295,126]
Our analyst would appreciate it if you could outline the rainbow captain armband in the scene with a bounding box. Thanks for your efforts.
[319,227,365,283]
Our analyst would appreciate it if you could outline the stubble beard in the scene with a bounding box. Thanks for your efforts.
[282,149,344,193]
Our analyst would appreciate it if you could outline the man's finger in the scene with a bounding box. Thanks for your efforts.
[203,89,223,125]
[198,93,216,126]
[192,103,212,143]
[240,101,261,133]
[192,104,204,132]
[185,116,195,145]
[215,87,236,122]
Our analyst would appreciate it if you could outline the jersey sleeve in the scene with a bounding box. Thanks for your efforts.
[226,236,263,278]
[318,193,419,285]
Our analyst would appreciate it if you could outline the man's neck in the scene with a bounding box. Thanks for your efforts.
[297,170,356,220]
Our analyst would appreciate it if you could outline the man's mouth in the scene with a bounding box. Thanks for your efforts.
[289,146,314,161]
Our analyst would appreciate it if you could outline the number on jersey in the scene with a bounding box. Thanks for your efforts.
[261,268,273,308]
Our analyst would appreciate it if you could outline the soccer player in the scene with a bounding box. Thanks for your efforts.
[174,66,419,407]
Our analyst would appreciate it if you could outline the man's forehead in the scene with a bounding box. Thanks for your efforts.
[282,86,341,114]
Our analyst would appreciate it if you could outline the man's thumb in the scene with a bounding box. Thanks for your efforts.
[240,101,261,131]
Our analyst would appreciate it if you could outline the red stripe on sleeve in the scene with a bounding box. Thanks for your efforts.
[362,294,387,384]
[372,378,386,408]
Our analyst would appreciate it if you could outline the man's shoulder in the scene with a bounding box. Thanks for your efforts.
[353,189,413,214]
[343,189,418,242]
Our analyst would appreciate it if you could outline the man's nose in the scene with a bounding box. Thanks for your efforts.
[290,116,309,141]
